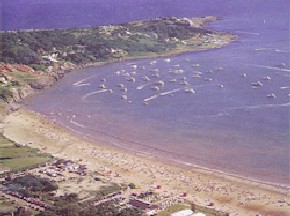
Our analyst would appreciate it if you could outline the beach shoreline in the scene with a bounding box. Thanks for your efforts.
[52,109,290,190]
[2,108,289,216]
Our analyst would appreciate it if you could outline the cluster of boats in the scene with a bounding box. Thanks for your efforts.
[250,75,278,99]
[98,79,113,93]
[96,58,206,103]
[90,57,285,104]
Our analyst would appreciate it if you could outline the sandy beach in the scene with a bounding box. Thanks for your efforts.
[2,108,290,216]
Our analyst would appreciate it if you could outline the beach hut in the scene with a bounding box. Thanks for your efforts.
[179,192,187,197]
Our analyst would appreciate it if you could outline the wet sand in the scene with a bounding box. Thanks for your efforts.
[2,108,290,216]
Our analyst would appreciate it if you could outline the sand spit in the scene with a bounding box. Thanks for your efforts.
[3,109,290,216]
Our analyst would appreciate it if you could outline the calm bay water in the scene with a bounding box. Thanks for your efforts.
[8,0,289,185]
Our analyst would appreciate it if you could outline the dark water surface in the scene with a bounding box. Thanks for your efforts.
[7,0,289,185]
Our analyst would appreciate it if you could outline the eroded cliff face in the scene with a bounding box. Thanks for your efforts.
[0,62,78,115]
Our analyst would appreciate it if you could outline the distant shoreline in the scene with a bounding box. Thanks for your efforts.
[0,16,223,33]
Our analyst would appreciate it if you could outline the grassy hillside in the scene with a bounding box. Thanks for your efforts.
[0,134,53,172]
[1,17,235,70]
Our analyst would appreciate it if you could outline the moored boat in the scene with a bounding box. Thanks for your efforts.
[99,84,106,89]
[184,88,195,93]
[204,78,213,81]
[267,93,276,98]
[251,81,263,87]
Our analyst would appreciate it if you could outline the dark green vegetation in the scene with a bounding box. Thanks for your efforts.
[128,182,136,189]
[0,134,52,171]
[5,174,58,197]
[0,86,13,102]
[3,175,57,215]
[1,17,233,68]
[92,183,122,198]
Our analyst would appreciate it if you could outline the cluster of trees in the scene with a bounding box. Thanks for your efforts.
[94,183,122,198]
[1,28,110,66]
[129,19,212,41]
[1,17,214,67]
[5,174,58,197]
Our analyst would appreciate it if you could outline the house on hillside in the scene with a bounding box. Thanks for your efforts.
[0,76,8,86]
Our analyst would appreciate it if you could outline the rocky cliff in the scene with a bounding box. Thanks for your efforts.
[0,62,78,117]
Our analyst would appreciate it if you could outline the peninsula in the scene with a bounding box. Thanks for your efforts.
[0,16,235,115]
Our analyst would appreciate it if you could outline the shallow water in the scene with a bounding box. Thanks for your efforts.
[21,0,290,185]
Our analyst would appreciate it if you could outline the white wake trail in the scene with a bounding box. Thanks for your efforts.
[69,119,85,128]
[137,83,151,90]
[76,83,90,87]
[143,88,182,102]
[83,89,109,98]
[236,31,260,35]
[228,102,290,111]
[73,75,95,86]
[245,64,290,72]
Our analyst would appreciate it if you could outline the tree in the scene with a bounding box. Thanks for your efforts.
[128,183,136,189]
[6,174,58,193]
[94,177,101,181]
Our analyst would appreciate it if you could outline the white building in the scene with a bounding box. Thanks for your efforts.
[170,210,206,216]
